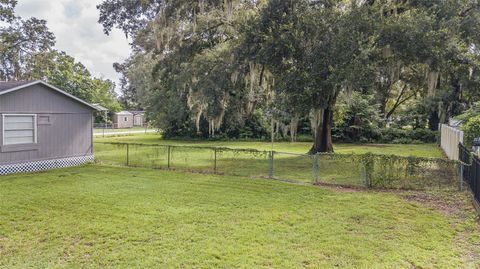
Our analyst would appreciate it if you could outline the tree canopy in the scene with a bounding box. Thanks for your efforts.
[0,0,16,22]
[0,2,121,112]
[99,0,480,151]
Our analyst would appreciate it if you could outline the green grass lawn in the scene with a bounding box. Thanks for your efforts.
[0,165,478,268]
[94,133,444,158]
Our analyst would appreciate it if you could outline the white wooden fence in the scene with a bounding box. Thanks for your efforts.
[440,124,464,160]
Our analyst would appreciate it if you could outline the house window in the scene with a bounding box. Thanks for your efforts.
[124,117,128,122]
[3,114,37,145]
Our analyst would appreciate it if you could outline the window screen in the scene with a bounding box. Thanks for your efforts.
[3,115,36,145]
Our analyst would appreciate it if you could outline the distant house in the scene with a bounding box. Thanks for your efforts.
[132,111,145,127]
[112,111,133,128]
[112,111,145,128]
[0,80,100,175]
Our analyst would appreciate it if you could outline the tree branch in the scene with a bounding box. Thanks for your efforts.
[385,86,416,120]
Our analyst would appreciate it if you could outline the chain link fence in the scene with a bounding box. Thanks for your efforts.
[93,124,152,137]
[363,154,459,190]
[94,142,459,190]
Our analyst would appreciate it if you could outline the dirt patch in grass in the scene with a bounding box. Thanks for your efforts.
[403,191,466,216]
[400,190,480,265]
[313,182,364,192]
[312,182,478,219]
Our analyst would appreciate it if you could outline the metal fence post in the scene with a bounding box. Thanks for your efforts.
[311,155,315,184]
[126,144,129,166]
[459,162,464,192]
[361,161,369,187]
[365,165,370,187]
[361,161,365,185]
[268,151,274,179]
[167,145,171,169]
[213,148,217,173]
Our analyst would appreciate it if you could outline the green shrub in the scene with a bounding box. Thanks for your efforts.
[224,110,270,140]
[455,102,480,122]
[461,115,480,147]
[333,92,380,143]
[376,128,437,144]
[377,128,406,142]
[332,127,437,144]
[409,129,438,143]
[391,137,413,144]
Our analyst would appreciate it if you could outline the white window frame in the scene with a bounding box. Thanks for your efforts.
[2,114,37,146]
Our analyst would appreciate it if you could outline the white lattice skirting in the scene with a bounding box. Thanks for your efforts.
[0,155,94,175]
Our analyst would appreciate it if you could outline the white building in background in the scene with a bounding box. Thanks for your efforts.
[112,111,146,128]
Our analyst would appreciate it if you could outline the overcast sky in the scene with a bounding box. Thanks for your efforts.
[15,0,131,91]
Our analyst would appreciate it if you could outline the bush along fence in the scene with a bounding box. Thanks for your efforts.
[94,142,460,190]
[458,143,480,210]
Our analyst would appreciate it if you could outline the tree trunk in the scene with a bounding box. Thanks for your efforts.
[376,80,393,128]
[309,106,334,154]
[446,74,462,119]
[428,110,439,131]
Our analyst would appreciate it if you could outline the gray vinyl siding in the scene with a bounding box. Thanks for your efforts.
[0,84,94,165]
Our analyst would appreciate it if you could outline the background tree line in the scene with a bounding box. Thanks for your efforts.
[0,0,121,113]
[98,0,480,153]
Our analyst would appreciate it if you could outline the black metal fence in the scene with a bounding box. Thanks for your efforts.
[459,143,480,206]
[94,142,459,190]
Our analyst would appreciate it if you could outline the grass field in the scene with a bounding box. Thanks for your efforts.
[94,133,444,158]
[0,165,478,268]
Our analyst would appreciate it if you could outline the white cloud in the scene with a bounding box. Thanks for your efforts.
[15,0,131,91]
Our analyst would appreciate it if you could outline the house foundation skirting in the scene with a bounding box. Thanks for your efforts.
[0,155,94,175]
